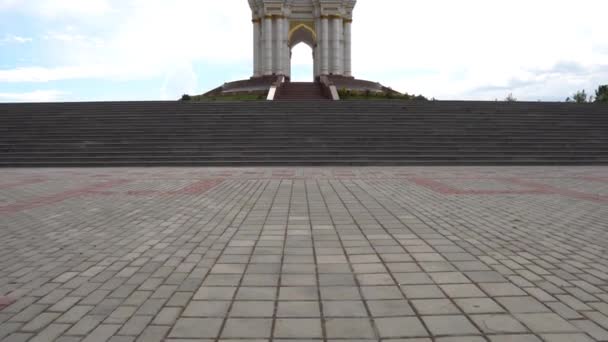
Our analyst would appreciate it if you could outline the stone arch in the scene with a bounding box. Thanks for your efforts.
[288,23,316,48]
[287,22,317,79]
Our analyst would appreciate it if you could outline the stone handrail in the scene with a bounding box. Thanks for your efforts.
[319,76,340,100]
[267,75,286,101]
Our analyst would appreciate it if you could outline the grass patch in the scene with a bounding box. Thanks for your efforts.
[338,89,427,101]
[181,93,267,101]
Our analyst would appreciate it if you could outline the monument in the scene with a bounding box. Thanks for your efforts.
[248,0,356,79]
[203,0,395,100]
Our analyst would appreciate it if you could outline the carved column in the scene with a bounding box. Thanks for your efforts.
[263,16,273,75]
[343,19,352,77]
[331,16,343,75]
[275,17,283,74]
[283,17,290,76]
[253,19,261,77]
[320,17,329,75]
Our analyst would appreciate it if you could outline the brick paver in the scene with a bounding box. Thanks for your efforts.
[1,167,607,341]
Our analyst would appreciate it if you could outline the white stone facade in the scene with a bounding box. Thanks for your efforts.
[248,0,356,79]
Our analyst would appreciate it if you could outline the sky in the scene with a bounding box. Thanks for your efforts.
[0,0,607,102]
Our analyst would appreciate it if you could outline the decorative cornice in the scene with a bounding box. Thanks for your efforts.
[320,14,343,20]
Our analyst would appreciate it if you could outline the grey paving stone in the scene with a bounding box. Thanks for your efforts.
[360,286,403,300]
[279,287,319,301]
[428,272,471,284]
[540,334,594,342]
[2,333,34,342]
[367,299,415,317]
[82,324,121,342]
[8,304,48,323]
[230,301,274,317]
[117,315,152,336]
[2,166,608,341]
[193,287,236,300]
[49,336,83,342]
[169,318,223,338]
[323,300,368,317]
[274,318,323,338]
[48,297,81,313]
[56,305,95,324]
[183,301,231,317]
[572,319,608,341]
[236,287,276,300]
[435,338,486,342]
[29,324,71,342]
[515,313,581,333]
[401,285,445,299]
[489,335,542,342]
[454,298,505,314]
[374,317,428,338]
[20,312,60,332]
[411,299,461,315]
[471,314,529,334]
[221,318,272,338]
[320,286,362,300]
[153,307,181,325]
[496,296,551,313]
[276,301,320,317]
[326,318,376,339]
[319,274,356,286]
[105,306,138,324]
[135,326,170,342]
[65,315,103,336]
[479,283,527,297]
[422,315,480,336]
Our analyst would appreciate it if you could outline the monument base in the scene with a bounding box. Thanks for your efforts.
[203,75,280,97]
[201,74,400,100]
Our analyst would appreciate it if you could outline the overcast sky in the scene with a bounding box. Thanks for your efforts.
[0,0,607,102]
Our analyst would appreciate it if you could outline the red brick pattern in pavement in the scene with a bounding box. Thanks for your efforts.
[0,296,15,311]
[0,179,132,214]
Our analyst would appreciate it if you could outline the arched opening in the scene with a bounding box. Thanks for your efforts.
[288,23,317,81]
[290,43,314,82]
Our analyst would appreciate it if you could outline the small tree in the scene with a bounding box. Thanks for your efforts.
[180,94,191,101]
[505,93,517,102]
[572,90,588,103]
[595,85,608,103]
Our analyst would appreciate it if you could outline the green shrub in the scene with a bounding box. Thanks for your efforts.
[595,85,608,103]
[336,88,427,101]
[180,94,191,101]
[572,90,588,103]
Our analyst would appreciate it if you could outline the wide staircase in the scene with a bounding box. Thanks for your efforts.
[1,101,607,166]
[276,82,328,100]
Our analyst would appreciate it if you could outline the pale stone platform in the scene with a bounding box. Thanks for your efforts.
[1,167,607,341]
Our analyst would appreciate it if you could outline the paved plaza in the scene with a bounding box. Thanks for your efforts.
[0,167,607,342]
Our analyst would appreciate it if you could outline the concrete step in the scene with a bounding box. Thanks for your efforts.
[1,100,607,166]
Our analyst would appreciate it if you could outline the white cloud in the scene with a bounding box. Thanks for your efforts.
[0,90,67,102]
[0,66,114,82]
[351,0,608,100]
[0,0,251,83]
[0,0,111,18]
[160,62,198,100]
[1,34,32,44]
[1,0,607,100]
